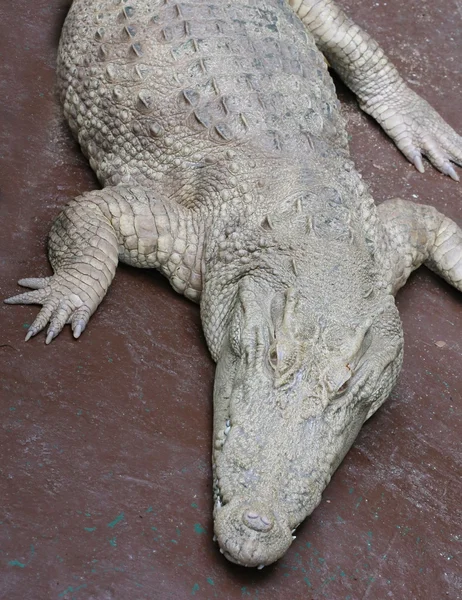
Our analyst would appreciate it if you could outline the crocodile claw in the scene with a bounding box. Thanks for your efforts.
[372,88,462,180]
[411,151,424,174]
[441,162,460,182]
[5,274,94,343]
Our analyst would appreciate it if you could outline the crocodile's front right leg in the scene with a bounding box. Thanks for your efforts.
[289,0,462,179]
[5,187,204,342]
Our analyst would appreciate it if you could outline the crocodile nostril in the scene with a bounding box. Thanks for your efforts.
[243,510,274,532]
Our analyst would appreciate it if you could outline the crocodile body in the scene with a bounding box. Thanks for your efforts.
[6,0,462,567]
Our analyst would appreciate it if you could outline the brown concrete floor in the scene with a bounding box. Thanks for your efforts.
[0,1,461,599]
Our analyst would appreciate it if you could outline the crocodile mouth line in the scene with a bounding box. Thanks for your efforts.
[212,415,231,510]
[213,480,226,510]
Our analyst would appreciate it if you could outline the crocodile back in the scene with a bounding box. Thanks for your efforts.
[58,0,348,190]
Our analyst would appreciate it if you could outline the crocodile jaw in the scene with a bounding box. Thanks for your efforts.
[209,279,403,567]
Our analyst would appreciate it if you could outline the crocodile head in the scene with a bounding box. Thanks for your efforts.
[211,276,403,567]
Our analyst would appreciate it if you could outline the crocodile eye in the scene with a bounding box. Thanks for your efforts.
[334,364,352,397]
[336,381,348,395]
[269,345,278,369]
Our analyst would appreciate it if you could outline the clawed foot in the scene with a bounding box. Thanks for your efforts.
[367,88,462,180]
[4,274,97,343]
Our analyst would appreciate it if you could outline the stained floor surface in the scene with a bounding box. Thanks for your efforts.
[0,1,461,599]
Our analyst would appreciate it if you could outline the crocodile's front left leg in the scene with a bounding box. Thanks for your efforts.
[289,0,462,179]
[5,187,204,342]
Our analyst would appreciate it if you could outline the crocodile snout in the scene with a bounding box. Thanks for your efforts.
[214,497,292,567]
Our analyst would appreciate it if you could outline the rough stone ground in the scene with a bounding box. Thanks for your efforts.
[0,1,460,598]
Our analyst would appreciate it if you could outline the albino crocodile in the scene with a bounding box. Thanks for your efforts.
[5,0,462,568]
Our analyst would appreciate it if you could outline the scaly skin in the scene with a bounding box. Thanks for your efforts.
[5,0,462,567]
[289,0,462,179]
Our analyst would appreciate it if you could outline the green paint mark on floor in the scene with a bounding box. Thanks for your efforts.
[107,513,124,528]
[192,583,200,595]
[109,537,117,547]
[191,502,198,509]
[58,584,87,598]
[84,527,96,532]
[207,577,214,585]
[146,506,154,513]
[355,496,363,509]
[8,560,25,568]
[194,523,206,534]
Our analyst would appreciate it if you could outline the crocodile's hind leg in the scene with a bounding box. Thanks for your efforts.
[289,0,462,179]
[5,187,204,342]
[375,198,462,295]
